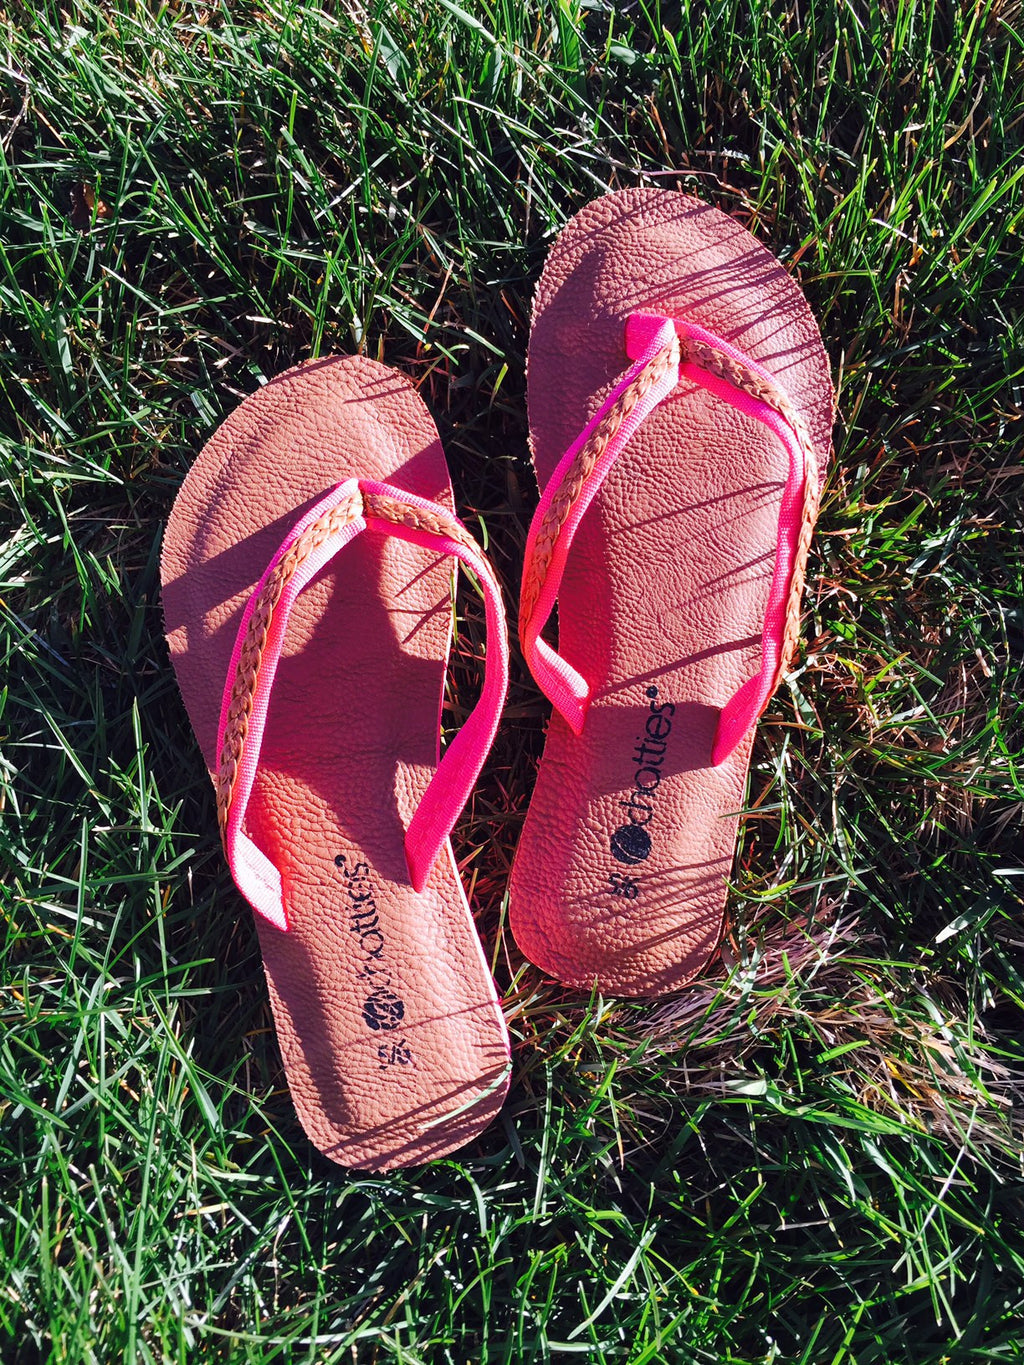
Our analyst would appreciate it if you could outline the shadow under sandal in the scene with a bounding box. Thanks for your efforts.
[510,188,835,997]
[161,355,511,1169]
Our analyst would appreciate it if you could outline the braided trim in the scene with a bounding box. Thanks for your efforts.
[521,328,820,683]
[684,335,820,683]
[777,469,821,680]
[215,487,363,837]
[682,336,816,467]
[519,336,681,635]
[362,491,484,560]
[215,487,489,843]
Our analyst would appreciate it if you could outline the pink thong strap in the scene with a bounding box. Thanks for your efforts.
[519,311,818,766]
[214,478,509,930]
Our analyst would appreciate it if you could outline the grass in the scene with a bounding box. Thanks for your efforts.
[1,0,1023,1360]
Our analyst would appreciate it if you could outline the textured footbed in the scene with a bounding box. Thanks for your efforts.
[161,355,510,1169]
[509,189,834,996]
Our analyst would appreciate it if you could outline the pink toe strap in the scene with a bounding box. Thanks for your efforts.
[518,318,682,734]
[214,478,508,930]
[519,310,820,765]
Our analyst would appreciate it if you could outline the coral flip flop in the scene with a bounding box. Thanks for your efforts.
[161,356,511,1168]
[510,189,834,996]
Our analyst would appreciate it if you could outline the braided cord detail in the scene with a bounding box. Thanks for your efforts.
[521,328,820,680]
[215,487,363,836]
[215,487,485,842]
[362,491,483,560]
[777,468,821,680]
[519,336,680,636]
[683,338,820,683]
[683,336,816,467]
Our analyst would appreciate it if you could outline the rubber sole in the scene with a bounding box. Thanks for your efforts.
[162,356,510,1168]
[509,189,834,996]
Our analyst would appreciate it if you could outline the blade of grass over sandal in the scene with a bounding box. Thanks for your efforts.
[161,356,511,1169]
[510,188,834,997]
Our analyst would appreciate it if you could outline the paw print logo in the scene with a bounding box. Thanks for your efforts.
[362,987,405,1032]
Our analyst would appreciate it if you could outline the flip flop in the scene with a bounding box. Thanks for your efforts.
[510,189,834,996]
[161,355,511,1168]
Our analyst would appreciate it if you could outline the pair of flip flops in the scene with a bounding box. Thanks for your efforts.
[161,189,833,1169]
